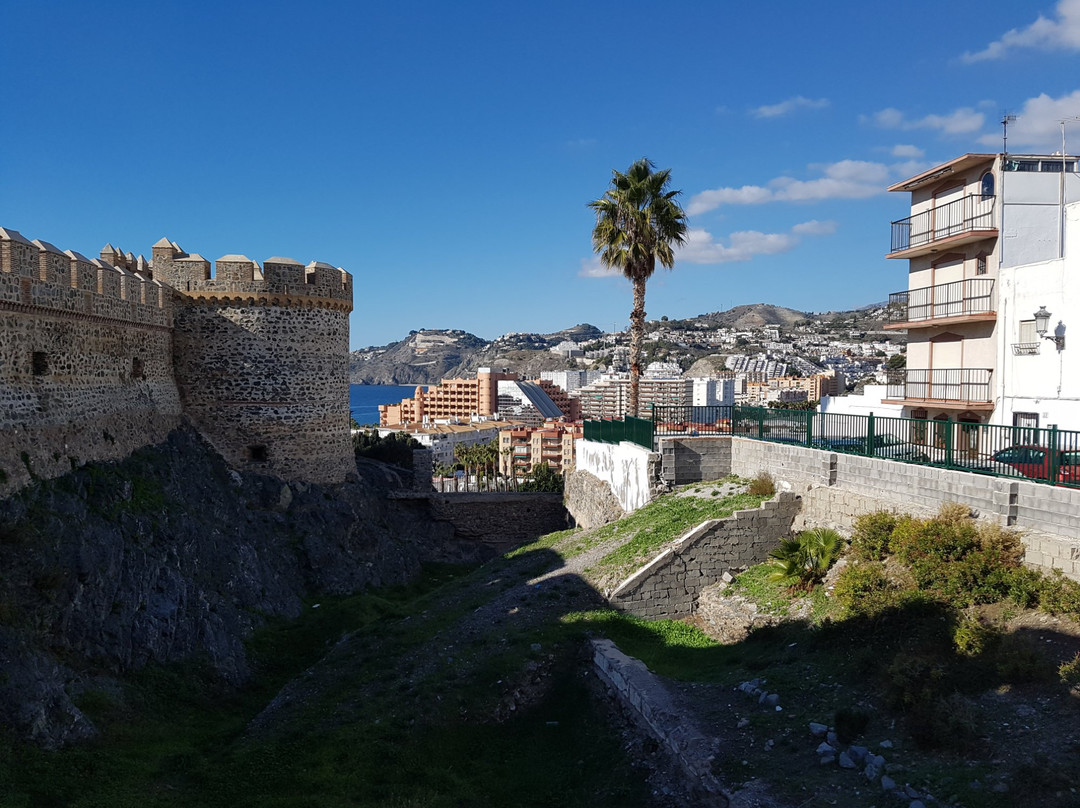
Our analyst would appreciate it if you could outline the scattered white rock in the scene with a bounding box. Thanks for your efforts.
[816,742,836,755]
[838,751,856,769]
[881,775,896,791]
[737,718,750,729]
[809,722,828,737]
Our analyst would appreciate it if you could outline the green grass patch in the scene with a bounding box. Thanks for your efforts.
[586,487,767,583]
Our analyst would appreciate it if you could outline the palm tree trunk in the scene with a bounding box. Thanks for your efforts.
[629,274,647,416]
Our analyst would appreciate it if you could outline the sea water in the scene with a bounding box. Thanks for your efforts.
[349,384,421,427]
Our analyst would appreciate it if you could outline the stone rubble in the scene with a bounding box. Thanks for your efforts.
[736,678,946,808]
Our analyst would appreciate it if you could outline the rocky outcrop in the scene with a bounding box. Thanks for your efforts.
[564,469,625,530]
[0,426,456,748]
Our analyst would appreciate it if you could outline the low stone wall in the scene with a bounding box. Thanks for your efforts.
[564,468,625,530]
[590,639,727,801]
[575,439,657,513]
[609,492,801,619]
[390,492,569,555]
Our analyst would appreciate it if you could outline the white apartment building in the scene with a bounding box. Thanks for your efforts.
[692,377,735,407]
[884,152,1080,431]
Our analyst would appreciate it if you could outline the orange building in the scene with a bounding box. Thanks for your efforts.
[380,369,580,426]
[498,420,583,479]
[379,368,517,425]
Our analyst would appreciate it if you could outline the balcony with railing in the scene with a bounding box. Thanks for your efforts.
[888,194,996,258]
[885,277,995,329]
[885,368,993,409]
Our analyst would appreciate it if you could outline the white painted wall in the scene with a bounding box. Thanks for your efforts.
[819,385,903,417]
[575,438,654,513]
[994,201,1080,430]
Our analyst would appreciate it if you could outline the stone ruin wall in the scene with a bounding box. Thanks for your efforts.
[154,242,355,484]
[0,228,356,495]
[0,228,182,497]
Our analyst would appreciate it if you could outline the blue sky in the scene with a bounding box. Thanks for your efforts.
[5,0,1080,349]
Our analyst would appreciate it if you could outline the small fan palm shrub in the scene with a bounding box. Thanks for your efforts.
[768,527,841,589]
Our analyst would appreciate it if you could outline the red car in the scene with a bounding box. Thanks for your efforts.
[991,445,1080,484]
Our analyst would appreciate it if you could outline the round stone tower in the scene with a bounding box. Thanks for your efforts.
[153,239,355,484]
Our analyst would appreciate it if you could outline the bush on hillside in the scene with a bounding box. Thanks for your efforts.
[849,510,898,561]
[747,472,775,497]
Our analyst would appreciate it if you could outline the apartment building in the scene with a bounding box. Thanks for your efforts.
[379,368,559,426]
[575,373,694,419]
[376,419,516,467]
[498,421,583,479]
[496,379,580,426]
[883,152,1080,431]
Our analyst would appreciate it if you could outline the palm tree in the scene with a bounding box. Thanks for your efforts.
[588,158,688,416]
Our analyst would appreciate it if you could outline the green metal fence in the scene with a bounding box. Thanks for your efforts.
[650,404,1080,488]
[582,415,654,450]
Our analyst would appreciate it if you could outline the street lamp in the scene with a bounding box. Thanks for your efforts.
[1034,306,1066,350]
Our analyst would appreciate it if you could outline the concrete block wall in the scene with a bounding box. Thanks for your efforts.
[609,492,801,619]
[656,435,1080,581]
[660,437,731,485]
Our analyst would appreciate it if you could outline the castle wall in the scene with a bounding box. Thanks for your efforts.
[0,229,182,496]
[173,302,355,483]
[1,228,357,494]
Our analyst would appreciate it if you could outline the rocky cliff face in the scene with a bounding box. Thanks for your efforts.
[0,426,457,748]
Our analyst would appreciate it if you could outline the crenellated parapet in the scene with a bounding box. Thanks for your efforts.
[152,239,352,312]
[0,228,172,328]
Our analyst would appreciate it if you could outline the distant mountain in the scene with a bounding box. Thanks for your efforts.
[349,304,893,385]
[349,327,584,385]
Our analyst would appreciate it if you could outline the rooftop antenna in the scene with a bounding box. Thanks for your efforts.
[1002,113,1016,157]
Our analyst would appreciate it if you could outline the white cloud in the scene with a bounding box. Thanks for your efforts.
[581,220,835,276]
[977,90,1080,149]
[962,0,1080,62]
[578,256,619,278]
[791,219,838,236]
[891,144,925,158]
[750,96,830,119]
[868,106,985,135]
[687,160,888,216]
[677,228,798,264]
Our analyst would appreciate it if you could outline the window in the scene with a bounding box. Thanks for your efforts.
[1019,319,1036,343]
[32,351,49,376]
[976,254,987,275]
[248,445,269,462]
[1013,411,1039,444]
[131,357,144,379]
[980,172,995,197]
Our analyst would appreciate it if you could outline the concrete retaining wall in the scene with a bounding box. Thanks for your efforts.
[609,492,802,619]
[575,439,657,513]
[590,639,727,800]
[660,437,731,486]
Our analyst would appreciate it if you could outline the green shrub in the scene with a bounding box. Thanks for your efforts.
[1059,652,1080,686]
[909,692,984,752]
[768,527,841,589]
[1037,570,1080,618]
[993,634,1053,683]
[1004,566,1045,608]
[831,561,899,618]
[885,652,947,710]
[746,472,775,497]
[849,510,898,561]
[952,613,1000,657]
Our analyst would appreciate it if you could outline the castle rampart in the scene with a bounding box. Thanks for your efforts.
[0,228,356,495]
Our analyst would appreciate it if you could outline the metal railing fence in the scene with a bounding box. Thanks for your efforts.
[886,277,995,324]
[582,415,654,450]
[649,405,1080,488]
[890,193,995,253]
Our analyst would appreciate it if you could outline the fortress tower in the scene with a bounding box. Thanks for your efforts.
[153,239,355,484]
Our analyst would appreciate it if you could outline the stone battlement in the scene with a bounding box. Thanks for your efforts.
[152,239,353,311]
[1,226,356,497]
[0,228,172,328]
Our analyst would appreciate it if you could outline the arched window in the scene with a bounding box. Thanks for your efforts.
[980,171,995,197]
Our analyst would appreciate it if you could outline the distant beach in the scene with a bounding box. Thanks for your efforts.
[349,384,420,426]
